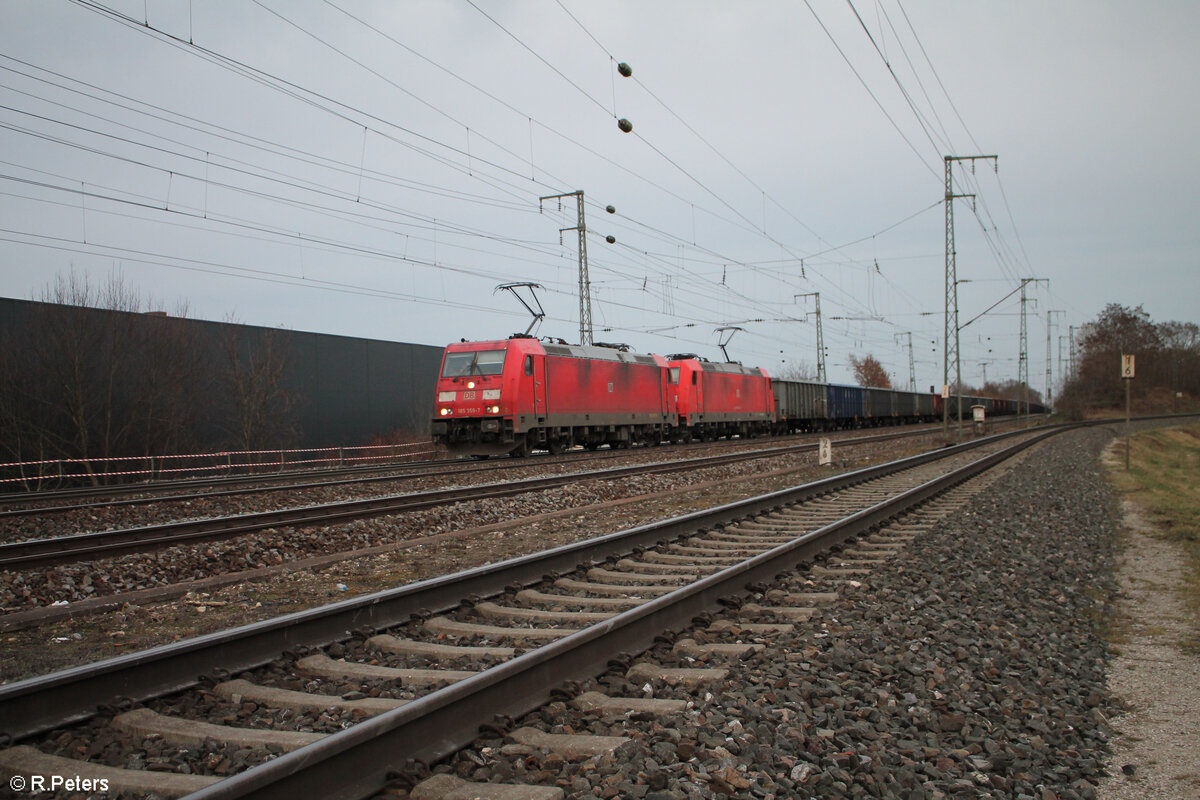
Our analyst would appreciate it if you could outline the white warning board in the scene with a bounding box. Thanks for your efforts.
[1121,354,1135,379]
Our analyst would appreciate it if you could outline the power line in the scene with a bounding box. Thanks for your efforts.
[67,0,828,327]
[10,1,1012,374]
[894,0,984,154]
[845,0,950,158]
[463,0,612,118]
[802,0,940,182]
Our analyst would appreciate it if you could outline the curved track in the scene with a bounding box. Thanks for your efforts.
[0,426,970,570]
[0,426,1063,799]
[0,420,1032,518]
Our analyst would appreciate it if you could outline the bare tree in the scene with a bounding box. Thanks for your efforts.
[0,269,210,483]
[774,361,818,381]
[133,307,210,456]
[220,323,299,452]
[30,271,143,477]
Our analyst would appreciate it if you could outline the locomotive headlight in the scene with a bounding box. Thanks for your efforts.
[482,389,501,400]
[438,391,456,402]
[439,408,451,416]
[488,405,500,414]
[467,380,477,389]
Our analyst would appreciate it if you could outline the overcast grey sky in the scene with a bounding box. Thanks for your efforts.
[1,1,1197,390]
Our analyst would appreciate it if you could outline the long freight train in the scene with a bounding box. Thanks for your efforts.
[430,335,1045,457]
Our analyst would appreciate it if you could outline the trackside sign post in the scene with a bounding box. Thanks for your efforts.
[1122,354,1134,470]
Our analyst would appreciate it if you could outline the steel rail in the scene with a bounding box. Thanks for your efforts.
[0,426,1056,743]
[11,410,1185,510]
[0,454,444,507]
[184,426,1066,800]
[0,422,937,508]
[0,426,961,570]
[1,413,1055,511]
[0,463,461,518]
[0,423,957,516]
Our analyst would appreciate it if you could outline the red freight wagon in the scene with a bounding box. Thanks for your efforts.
[668,355,775,441]
[431,336,674,457]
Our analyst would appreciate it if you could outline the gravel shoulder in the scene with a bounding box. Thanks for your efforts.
[1097,446,1200,799]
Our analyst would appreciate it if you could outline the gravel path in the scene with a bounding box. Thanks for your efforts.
[432,425,1124,799]
[1098,490,1200,800]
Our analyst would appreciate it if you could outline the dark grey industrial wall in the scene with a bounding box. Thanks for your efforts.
[0,297,443,449]
[281,326,444,445]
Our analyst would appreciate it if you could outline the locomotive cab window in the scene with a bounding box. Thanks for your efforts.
[441,349,506,377]
[524,355,533,376]
[691,372,698,385]
[669,367,680,385]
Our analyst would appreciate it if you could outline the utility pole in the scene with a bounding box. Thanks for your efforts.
[1046,309,1064,406]
[894,332,915,390]
[944,154,995,440]
[540,190,593,345]
[1069,325,1077,383]
[794,292,826,384]
[1018,278,1048,423]
[979,361,990,387]
[1058,334,1066,393]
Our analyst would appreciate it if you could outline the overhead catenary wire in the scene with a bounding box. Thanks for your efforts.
[234,2,902,332]
[840,1,1034,290]
[64,0,827,330]
[844,0,952,159]
[2,2,1036,381]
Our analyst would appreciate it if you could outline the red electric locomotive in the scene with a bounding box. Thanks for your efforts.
[431,336,1044,457]
[668,355,775,442]
[431,336,675,457]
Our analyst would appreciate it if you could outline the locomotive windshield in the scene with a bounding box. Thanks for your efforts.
[441,349,506,377]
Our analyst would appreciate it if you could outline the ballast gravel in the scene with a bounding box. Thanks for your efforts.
[433,426,1121,799]
[0,443,890,612]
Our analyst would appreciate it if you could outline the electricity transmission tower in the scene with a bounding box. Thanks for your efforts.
[894,332,915,390]
[1068,325,1078,383]
[794,292,825,384]
[1018,278,1048,421]
[944,154,995,439]
[1046,309,1065,405]
[540,190,593,345]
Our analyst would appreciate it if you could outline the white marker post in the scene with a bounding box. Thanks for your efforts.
[971,404,986,436]
[818,437,832,466]
[1121,354,1135,470]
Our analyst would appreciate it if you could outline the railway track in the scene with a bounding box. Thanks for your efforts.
[0,451,440,509]
[0,425,975,571]
[0,425,1062,799]
[0,421,1023,519]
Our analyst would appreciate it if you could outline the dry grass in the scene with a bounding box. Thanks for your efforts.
[1108,425,1200,650]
